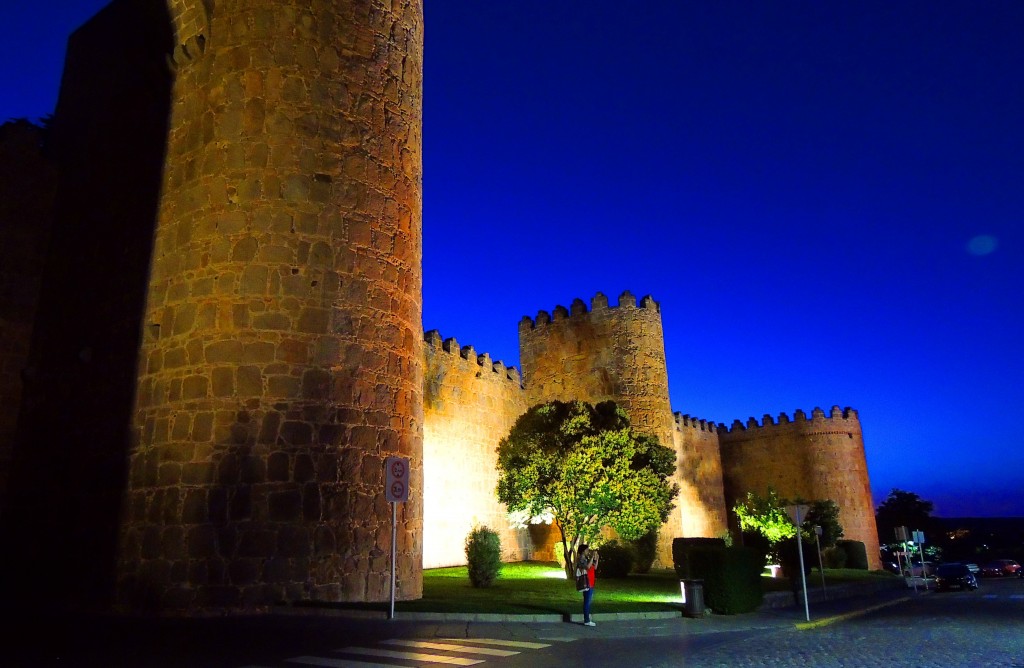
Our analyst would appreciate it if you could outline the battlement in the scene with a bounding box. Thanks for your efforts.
[423,329,522,385]
[673,412,720,433]
[518,290,660,330]
[720,405,860,434]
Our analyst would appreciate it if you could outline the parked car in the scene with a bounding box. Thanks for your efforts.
[935,563,979,591]
[904,561,935,577]
[979,559,1021,577]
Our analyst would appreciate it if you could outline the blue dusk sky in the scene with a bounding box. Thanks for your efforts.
[2,2,1022,518]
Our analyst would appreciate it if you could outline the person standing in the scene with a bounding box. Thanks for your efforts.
[576,544,600,626]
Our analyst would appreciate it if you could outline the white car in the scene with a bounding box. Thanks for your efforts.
[904,561,935,577]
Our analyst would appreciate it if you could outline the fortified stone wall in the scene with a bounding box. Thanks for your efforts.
[0,121,56,509]
[672,414,728,539]
[118,0,424,610]
[421,331,530,568]
[719,407,881,569]
[519,292,696,566]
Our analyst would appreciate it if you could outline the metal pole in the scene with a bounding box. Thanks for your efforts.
[917,534,928,590]
[389,501,397,620]
[814,528,827,600]
[796,512,809,622]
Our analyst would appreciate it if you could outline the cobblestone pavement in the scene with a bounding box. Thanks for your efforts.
[650,578,1024,668]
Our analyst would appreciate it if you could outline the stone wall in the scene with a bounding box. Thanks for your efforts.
[0,121,57,509]
[117,0,424,610]
[719,407,881,569]
[422,331,530,568]
[672,414,729,539]
[519,291,701,566]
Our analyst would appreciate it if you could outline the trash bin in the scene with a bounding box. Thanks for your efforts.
[682,579,704,618]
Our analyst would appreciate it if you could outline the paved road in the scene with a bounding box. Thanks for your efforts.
[10,577,1024,667]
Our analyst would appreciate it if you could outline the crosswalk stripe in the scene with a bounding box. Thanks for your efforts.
[287,657,396,668]
[983,594,998,599]
[437,638,551,650]
[381,640,518,657]
[1010,594,1024,599]
[336,647,484,666]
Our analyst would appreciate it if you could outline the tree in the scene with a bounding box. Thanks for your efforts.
[734,491,844,560]
[496,400,679,575]
[800,499,844,548]
[875,488,935,545]
[733,488,796,546]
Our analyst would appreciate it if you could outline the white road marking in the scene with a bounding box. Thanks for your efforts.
[335,647,484,665]
[437,638,551,649]
[381,640,518,656]
[983,594,998,599]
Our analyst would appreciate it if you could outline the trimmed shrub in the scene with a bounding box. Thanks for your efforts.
[837,540,869,570]
[672,537,726,579]
[629,530,658,574]
[465,526,502,587]
[688,545,764,614]
[778,538,815,580]
[596,540,634,578]
[822,545,848,569]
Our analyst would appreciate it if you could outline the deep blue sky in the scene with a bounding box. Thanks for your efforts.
[3,2,1022,518]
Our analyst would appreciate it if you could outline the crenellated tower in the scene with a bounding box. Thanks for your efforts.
[718,407,880,569]
[518,291,727,564]
[119,0,424,610]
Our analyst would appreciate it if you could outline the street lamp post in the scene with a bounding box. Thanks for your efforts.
[813,525,827,600]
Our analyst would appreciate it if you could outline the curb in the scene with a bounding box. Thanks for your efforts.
[276,607,683,623]
[793,595,914,630]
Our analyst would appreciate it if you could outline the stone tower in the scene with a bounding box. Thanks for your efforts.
[117,0,424,610]
[519,291,727,565]
[719,407,881,569]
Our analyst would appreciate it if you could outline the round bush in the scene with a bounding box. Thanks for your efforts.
[596,541,634,579]
[465,526,502,588]
[823,545,847,569]
[629,530,658,574]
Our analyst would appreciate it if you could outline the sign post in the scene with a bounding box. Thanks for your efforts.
[913,530,927,590]
[786,504,811,622]
[813,525,827,599]
[384,456,409,620]
[895,526,915,592]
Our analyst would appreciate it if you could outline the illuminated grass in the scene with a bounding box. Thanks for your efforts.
[300,562,897,615]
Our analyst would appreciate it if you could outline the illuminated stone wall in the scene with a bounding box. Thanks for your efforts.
[672,414,729,539]
[719,407,881,569]
[421,331,530,568]
[118,0,424,610]
[518,291,702,566]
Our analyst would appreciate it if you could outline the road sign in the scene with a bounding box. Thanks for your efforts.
[912,530,925,544]
[385,456,409,503]
[895,526,909,542]
[785,504,809,525]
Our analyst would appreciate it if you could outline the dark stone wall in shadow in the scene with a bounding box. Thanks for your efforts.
[1,0,172,610]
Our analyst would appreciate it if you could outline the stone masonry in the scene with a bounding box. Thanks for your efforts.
[118,0,425,609]
[0,0,880,614]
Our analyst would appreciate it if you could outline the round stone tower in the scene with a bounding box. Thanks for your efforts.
[719,407,881,569]
[118,0,424,610]
[518,291,683,564]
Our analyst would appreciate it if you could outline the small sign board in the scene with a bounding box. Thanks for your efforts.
[895,526,909,542]
[912,530,925,544]
[785,504,809,526]
[385,456,409,503]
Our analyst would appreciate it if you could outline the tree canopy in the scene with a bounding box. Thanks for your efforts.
[496,400,679,572]
[733,490,844,555]
[875,488,935,545]
[733,488,796,545]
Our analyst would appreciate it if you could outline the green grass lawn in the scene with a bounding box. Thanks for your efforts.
[303,562,898,615]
